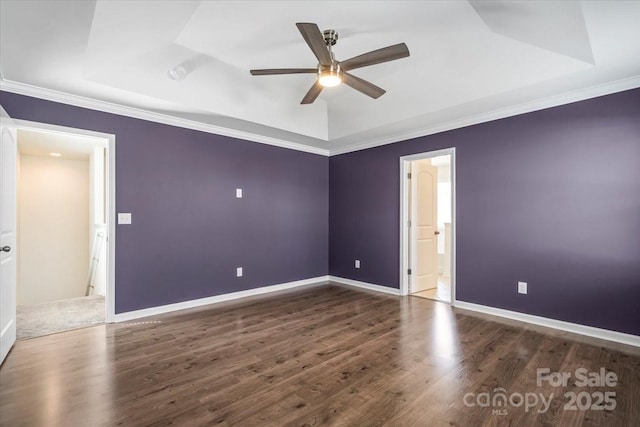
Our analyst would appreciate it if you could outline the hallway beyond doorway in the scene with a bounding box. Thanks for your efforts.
[411,276,451,302]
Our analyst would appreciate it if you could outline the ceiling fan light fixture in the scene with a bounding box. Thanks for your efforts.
[318,65,341,87]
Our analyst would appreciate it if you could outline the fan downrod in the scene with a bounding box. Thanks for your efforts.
[323,29,338,46]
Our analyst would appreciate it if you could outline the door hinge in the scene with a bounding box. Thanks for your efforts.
[407,269,412,275]
[407,172,412,179]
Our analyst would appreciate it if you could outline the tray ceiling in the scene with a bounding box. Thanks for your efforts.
[1,1,639,154]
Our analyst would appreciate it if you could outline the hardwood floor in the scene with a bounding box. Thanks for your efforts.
[1,283,639,426]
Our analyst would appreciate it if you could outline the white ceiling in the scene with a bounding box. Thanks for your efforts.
[1,1,639,155]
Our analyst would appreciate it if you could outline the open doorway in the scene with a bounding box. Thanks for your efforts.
[15,124,111,339]
[400,148,455,303]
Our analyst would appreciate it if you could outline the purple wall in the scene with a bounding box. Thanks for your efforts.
[330,89,640,336]
[3,88,639,336]
[1,91,329,313]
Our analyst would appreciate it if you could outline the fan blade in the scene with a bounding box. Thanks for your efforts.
[342,72,386,99]
[340,43,410,71]
[250,68,317,75]
[296,23,331,65]
[301,81,323,104]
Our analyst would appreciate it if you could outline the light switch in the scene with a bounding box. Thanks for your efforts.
[355,259,361,269]
[518,281,527,294]
[236,188,243,198]
[118,213,132,224]
[236,267,243,277]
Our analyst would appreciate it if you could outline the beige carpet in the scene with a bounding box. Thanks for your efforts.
[17,295,105,340]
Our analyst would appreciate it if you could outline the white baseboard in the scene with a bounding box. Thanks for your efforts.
[455,300,640,348]
[113,275,638,348]
[329,276,400,296]
[113,275,329,322]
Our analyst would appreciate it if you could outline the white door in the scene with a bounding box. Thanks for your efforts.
[0,106,17,365]
[410,159,438,293]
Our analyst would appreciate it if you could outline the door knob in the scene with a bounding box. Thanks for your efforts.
[1,246,10,252]
[434,231,440,235]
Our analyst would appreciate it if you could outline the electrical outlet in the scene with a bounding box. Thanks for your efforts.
[236,267,243,277]
[518,281,527,294]
[236,188,243,198]
[355,259,360,269]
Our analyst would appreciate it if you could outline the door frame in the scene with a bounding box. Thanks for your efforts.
[14,119,116,322]
[399,147,456,304]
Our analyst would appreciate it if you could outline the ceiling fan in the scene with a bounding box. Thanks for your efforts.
[250,23,410,104]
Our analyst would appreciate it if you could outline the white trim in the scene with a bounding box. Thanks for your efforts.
[399,148,456,305]
[113,276,330,322]
[400,158,410,297]
[12,119,117,323]
[0,79,330,156]
[329,276,400,296]
[3,76,639,158]
[455,301,640,348]
[12,119,111,141]
[107,132,116,323]
[329,75,640,156]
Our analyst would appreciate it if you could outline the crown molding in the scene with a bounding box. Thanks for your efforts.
[329,75,640,156]
[0,78,330,156]
[2,75,638,158]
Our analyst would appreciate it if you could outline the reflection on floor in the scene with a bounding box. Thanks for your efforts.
[412,276,451,302]
[17,295,105,340]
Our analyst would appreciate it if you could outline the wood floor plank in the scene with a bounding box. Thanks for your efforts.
[1,283,638,426]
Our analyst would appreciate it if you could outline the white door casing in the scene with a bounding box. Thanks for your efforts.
[410,159,438,293]
[0,106,17,365]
